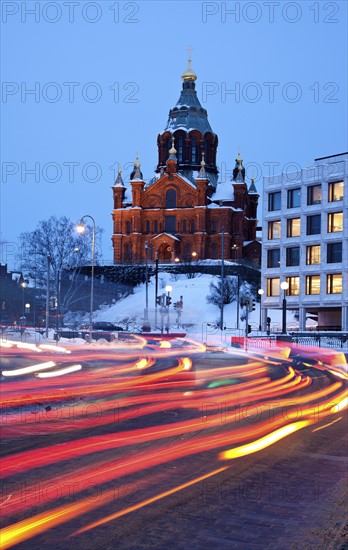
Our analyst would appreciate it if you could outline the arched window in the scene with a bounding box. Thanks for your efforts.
[183,220,187,233]
[178,136,183,162]
[145,220,150,233]
[191,219,195,233]
[125,244,132,261]
[211,219,217,233]
[126,220,131,234]
[154,220,158,234]
[211,243,217,259]
[191,137,197,163]
[166,188,176,208]
[204,140,209,164]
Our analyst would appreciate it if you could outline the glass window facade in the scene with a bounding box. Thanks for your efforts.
[286,276,300,296]
[328,212,343,232]
[307,214,321,235]
[268,192,281,211]
[328,181,344,202]
[327,273,342,294]
[268,221,281,239]
[307,184,322,205]
[327,242,342,263]
[267,277,280,296]
[306,245,321,265]
[287,188,301,208]
[306,275,320,295]
[287,218,301,237]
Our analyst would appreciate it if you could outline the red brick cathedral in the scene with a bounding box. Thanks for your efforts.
[112,58,260,264]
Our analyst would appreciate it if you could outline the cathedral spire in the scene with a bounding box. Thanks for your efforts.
[248,171,258,194]
[181,46,197,82]
[114,162,125,187]
[130,153,143,181]
[232,150,246,183]
[196,152,207,179]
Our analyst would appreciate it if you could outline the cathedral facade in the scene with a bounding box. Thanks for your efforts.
[112,59,260,265]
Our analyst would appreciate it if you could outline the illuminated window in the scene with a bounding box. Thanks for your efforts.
[306,245,320,265]
[328,181,344,202]
[267,277,280,296]
[287,188,301,208]
[287,218,301,237]
[307,214,321,235]
[327,273,342,294]
[286,276,300,296]
[268,220,281,239]
[307,184,321,205]
[327,242,342,263]
[268,192,281,211]
[328,212,343,232]
[286,247,300,266]
[267,248,280,268]
[306,275,320,295]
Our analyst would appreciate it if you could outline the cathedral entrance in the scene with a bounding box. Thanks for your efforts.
[158,243,172,262]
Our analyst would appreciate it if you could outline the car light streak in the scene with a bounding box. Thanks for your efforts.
[0,338,346,548]
[36,364,82,378]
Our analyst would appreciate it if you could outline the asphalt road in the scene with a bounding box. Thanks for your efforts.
[1,342,347,550]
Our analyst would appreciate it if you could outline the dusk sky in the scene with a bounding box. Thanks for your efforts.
[2,0,347,267]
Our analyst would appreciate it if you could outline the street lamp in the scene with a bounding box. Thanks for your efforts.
[174,257,180,263]
[21,281,26,316]
[76,215,96,329]
[258,288,264,331]
[280,281,289,334]
[143,241,150,332]
[165,285,172,334]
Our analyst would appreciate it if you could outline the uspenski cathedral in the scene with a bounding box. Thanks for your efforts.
[112,56,260,265]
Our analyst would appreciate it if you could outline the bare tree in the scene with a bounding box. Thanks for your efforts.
[19,216,103,323]
[206,276,237,309]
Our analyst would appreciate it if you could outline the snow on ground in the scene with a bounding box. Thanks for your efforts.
[94,273,297,336]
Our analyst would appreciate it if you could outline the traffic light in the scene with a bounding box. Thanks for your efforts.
[156,296,162,305]
[249,298,256,312]
[248,324,252,334]
[166,295,172,306]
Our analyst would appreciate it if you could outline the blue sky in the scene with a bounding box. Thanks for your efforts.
[1,0,347,266]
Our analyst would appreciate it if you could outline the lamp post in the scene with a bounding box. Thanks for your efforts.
[21,281,26,316]
[258,288,264,331]
[143,241,150,332]
[280,281,289,334]
[76,215,96,329]
[165,285,172,334]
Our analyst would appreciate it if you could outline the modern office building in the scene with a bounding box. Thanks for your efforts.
[261,152,348,331]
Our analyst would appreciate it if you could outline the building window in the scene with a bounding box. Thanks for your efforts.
[154,220,158,234]
[306,275,320,295]
[287,218,301,237]
[327,242,342,263]
[126,220,131,234]
[182,220,187,233]
[191,219,195,233]
[211,243,217,259]
[268,220,281,240]
[328,181,344,202]
[306,245,320,265]
[178,137,183,162]
[166,189,176,208]
[145,220,150,233]
[268,191,281,211]
[267,277,280,296]
[211,220,217,233]
[307,184,321,205]
[307,214,321,235]
[286,247,300,266]
[165,216,176,234]
[191,137,197,163]
[267,248,280,268]
[327,273,342,294]
[125,244,132,261]
[286,276,300,296]
[287,188,301,208]
[328,211,343,232]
